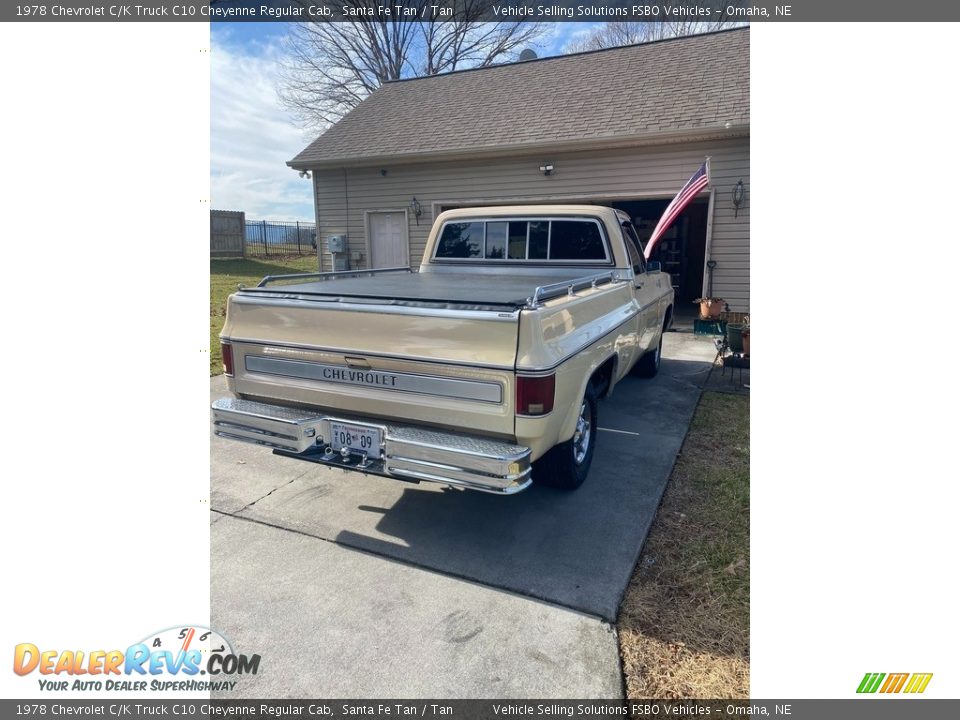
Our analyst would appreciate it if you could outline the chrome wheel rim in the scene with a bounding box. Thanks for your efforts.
[573,400,592,465]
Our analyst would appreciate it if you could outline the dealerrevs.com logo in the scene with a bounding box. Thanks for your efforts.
[857,672,933,694]
[13,626,260,692]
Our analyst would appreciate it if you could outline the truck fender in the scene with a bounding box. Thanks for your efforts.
[557,353,617,444]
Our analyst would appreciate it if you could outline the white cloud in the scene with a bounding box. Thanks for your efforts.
[560,23,605,51]
[539,22,603,55]
[209,24,597,220]
[210,37,315,221]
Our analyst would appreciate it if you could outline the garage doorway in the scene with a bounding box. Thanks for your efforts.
[612,198,709,304]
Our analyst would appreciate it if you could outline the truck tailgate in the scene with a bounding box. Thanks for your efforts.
[222,293,520,437]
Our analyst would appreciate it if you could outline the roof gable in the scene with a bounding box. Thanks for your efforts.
[290,27,749,168]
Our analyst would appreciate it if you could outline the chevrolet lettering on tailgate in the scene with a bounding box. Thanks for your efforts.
[323,367,396,386]
[213,205,674,495]
[244,356,502,403]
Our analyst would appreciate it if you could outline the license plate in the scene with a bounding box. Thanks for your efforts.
[329,422,381,458]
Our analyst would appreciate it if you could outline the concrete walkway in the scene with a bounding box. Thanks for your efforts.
[210,332,716,698]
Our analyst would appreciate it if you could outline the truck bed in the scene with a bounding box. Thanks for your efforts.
[239,269,596,310]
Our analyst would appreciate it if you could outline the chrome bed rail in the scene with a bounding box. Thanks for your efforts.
[255,266,412,288]
[525,270,623,309]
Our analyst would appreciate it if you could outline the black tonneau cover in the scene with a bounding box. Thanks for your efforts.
[238,270,592,310]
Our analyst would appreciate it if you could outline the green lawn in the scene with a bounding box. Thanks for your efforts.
[210,255,319,375]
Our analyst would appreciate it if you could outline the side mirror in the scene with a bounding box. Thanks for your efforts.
[646,260,661,272]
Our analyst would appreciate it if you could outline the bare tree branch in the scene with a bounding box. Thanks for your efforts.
[278,1,546,130]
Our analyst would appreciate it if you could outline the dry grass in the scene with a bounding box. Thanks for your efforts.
[618,391,749,699]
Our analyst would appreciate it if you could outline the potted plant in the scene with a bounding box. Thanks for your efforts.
[741,321,750,356]
[694,297,726,320]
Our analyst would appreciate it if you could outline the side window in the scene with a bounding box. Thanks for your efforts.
[485,222,507,259]
[528,222,549,259]
[549,221,605,260]
[622,222,646,274]
[507,222,527,259]
[436,222,483,258]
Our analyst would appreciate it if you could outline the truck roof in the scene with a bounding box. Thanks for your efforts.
[436,204,622,223]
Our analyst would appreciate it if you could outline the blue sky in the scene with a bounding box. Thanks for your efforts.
[210,22,598,221]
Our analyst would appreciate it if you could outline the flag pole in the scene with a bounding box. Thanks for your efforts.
[643,160,712,260]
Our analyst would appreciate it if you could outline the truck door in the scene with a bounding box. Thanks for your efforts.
[622,221,661,352]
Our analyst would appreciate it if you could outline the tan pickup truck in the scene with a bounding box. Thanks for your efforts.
[212,205,674,494]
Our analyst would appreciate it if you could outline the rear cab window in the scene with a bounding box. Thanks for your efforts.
[434,217,610,263]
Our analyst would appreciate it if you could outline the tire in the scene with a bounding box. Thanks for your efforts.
[633,331,663,378]
[532,383,599,490]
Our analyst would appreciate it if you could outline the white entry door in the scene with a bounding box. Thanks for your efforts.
[368,211,408,268]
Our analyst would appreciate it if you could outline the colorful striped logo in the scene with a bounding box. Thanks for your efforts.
[857,672,933,694]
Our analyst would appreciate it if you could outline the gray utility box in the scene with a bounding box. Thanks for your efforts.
[327,234,347,253]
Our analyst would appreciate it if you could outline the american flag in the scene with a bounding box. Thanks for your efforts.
[644,160,710,260]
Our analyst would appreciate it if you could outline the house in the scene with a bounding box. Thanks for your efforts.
[289,27,749,310]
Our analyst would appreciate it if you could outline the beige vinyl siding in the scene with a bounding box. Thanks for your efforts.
[312,137,749,310]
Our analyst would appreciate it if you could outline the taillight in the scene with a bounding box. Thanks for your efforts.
[516,374,555,416]
[221,342,234,376]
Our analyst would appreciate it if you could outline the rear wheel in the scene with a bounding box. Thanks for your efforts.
[633,332,662,378]
[532,383,598,490]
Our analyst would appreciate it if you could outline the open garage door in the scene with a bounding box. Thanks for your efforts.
[612,198,710,304]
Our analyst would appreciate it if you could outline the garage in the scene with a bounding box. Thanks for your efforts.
[289,28,750,310]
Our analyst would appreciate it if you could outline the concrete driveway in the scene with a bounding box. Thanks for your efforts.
[210,332,715,697]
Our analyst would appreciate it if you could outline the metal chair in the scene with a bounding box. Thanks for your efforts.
[721,323,750,385]
[712,311,750,366]
[713,335,728,366]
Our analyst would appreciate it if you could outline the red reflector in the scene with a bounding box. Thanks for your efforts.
[221,342,234,376]
[516,374,555,416]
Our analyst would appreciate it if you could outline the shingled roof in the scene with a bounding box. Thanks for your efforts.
[289,27,749,169]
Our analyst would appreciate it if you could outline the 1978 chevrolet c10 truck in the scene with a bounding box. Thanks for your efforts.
[212,205,674,494]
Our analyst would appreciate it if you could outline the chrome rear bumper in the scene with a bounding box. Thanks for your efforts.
[211,397,532,495]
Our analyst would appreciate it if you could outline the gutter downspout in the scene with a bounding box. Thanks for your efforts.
[312,170,322,273]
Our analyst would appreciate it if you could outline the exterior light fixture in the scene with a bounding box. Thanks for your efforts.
[410,197,422,225]
[298,170,311,179]
[732,179,746,217]
[539,163,554,176]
